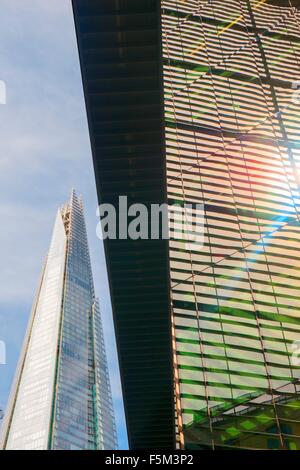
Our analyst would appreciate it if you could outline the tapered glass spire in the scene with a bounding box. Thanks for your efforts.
[0,192,117,450]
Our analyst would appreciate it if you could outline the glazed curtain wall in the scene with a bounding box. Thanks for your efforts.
[1,192,118,450]
[163,0,300,449]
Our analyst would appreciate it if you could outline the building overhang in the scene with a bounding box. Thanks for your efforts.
[72,0,175,449]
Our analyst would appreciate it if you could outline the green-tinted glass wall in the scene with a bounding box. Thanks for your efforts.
[164,0,300,450]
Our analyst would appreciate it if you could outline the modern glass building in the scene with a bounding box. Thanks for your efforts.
[72,0,300,449]
[0,191,117,450]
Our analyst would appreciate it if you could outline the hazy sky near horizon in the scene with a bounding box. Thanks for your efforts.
[0,0,128,449]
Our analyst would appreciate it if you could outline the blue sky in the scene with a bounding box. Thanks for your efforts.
[0,0,128,449]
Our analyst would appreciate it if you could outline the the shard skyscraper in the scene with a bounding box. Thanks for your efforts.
[0,191,118,450]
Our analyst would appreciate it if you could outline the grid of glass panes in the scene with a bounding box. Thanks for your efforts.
[1,193,117,450]
[4,212,67,450]
[162,0,300,449]
[52,194,117,450]
[92,300,118,450]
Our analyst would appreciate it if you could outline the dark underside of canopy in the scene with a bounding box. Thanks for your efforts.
[72,0,175,450]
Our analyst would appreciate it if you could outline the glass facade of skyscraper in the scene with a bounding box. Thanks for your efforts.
[163,0,300,449]
[0,192,117,450]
